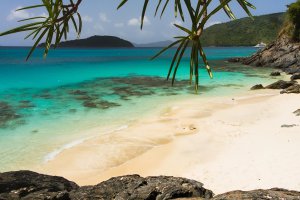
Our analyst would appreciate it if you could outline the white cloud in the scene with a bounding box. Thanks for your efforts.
[7,6,33,21]
[169,19,183,27]
[82,15,93,23]
[128,16,150,26]
[114,23,124,28]
[99,13,109,22]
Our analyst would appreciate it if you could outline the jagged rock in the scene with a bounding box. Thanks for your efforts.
[213,188,300,200]
[270,71,281,76]
[243,35,300,75]
[0,171,213,200]
[291,73,300,81]
[70,175,213,200]
[0,170,78,200]
[250,84,264,90]
[265,80,296,89]
[280,84,300,94]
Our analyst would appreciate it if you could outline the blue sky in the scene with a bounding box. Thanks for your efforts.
[0,0,295,46]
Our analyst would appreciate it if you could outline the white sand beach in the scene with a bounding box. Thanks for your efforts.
[38,89,300,194]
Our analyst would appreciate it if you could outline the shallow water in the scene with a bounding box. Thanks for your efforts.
[0,47,277,171]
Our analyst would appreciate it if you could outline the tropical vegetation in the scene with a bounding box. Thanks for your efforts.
[201,13,285,46]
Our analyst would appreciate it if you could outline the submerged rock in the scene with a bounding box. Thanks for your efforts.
[82,100,120,109]
[270,71,281,76]
[0,101,21,128]
[68,90,88,95]
[227,57,245,63]
[265,80,296,89]
[250,84,264,90]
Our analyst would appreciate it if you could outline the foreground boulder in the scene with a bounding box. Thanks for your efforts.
[0,171,213,200]
[0,171,78,199]
[2,171,300,200]
[250,84,264,90]
[280,84,300,94]
[213,188,300,200]
[265,80,296,89]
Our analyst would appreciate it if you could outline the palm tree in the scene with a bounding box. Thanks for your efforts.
[0,0,255,91]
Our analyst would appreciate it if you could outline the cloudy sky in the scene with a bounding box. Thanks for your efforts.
[0,0,295,46]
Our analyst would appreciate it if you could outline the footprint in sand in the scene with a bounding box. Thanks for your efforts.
[174,124,198,136]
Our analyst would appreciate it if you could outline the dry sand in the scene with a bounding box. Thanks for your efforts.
[38,89,300,194]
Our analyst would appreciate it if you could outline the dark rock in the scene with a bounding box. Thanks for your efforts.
[265,80,296,89]
[82,100,120,109]
[250,84,264,90]
[82,101,97,108]
[98,100,120,109]
[70,175,213,200]
[227,57,245,63]
[294,109,300,116]
[75,95,95,101]
[0,101,21,128]
[213,188,300,200]
[291,73,300,81]
[270,71,281,76]
[68,90,87,95]
[0,171,213,200]
[18,101,35,109]
[281,124,298,128]
[280,84,300,94]
[0,170,78,200]
[243,34,300,75]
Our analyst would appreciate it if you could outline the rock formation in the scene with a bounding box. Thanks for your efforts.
[1,171,300,200]
[242,34,300,75]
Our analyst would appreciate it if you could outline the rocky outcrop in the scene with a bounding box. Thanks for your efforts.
[250,80,300,93]
[0,171,78,200]
[243,35,300,75]
[280,84,300,94]
[270,71,281,76]
[213,188,300,200]
[265,80,296,89]
[250,84,264,90]
[291,73,300,81]
[2,171,300,200]
[0,171,213,200]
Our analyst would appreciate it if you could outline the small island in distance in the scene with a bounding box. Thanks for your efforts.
[36,12,285,49]
[39,35,134,48]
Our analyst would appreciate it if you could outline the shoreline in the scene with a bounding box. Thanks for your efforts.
[36,87,300,194]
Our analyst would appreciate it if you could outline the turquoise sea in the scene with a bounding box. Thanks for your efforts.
[0,47,276,171]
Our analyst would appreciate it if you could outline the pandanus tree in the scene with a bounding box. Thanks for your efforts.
[0,0,256,91]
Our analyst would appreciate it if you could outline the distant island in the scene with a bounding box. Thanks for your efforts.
[39,35,134,48]
[201,12,285,46]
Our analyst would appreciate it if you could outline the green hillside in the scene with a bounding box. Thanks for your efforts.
[201,12,285,46]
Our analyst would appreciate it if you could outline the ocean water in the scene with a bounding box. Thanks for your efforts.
[0,47,276,171]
